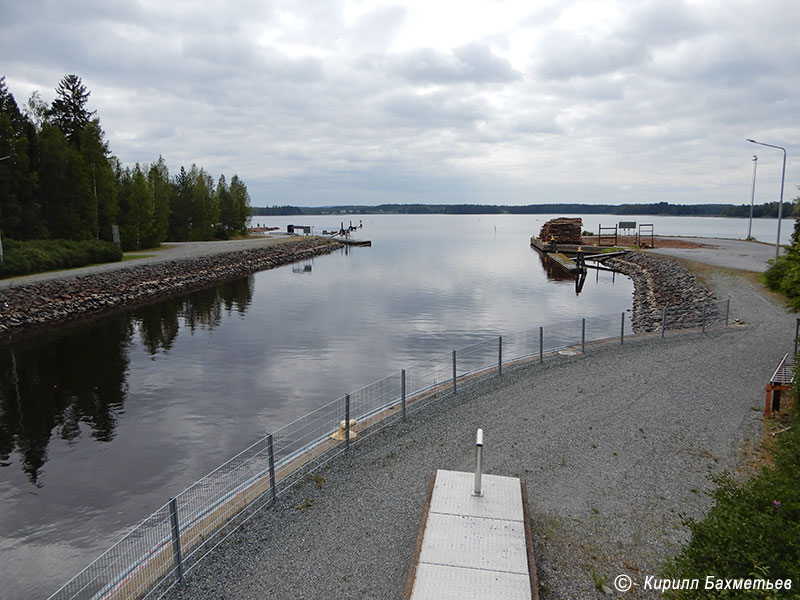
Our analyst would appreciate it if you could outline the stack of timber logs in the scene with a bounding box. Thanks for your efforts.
[539,217,583,244]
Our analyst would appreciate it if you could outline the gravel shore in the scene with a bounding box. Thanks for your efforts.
[164,267,795,600]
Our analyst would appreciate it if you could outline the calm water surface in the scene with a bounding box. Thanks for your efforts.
[0,213,784,597]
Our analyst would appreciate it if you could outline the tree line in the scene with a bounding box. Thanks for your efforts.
[253,201,798,217]
[0,75,251,251]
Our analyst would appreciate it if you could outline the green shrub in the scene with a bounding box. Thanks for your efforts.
[0,238,122,278]
[662,385,800,598]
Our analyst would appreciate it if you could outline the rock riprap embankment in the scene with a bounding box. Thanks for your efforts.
[0,238,341,340]
[604,251,719,332]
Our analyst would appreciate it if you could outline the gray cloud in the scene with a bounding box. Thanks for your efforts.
[1,0,797,206]
[389,43,521,83]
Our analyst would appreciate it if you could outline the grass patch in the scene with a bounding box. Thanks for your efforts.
[0,238,122,278]
[662,380,799,598]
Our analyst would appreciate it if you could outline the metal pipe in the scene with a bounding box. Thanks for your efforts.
[473,428,484,496]
[620,312,625,344]
[726,299,730,327]
[661,306,667,338]
[702,304,707,333]
[747,139,787,257]
[748,155,758,239]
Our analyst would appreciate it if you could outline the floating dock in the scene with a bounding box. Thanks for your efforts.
[336,238,371,246]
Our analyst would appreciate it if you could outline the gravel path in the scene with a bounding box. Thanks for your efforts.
[0,235,296,289]
[164,264,796,599]
[647,237,779,272]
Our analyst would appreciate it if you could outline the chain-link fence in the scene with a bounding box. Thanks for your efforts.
[48,299,730,600]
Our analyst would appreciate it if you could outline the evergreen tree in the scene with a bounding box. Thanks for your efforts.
[148,156,171,244]
[38,124,93,239]
[50,74,95,147]
[0,77,42,239]
[117,164,155,250]
[190,166,214,240]
[216,174,234,236]
[78,119,117,240]
[169,166,193,241]
[229,174,251,234]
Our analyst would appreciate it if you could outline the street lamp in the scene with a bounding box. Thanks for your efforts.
[748,155,757,240]
[747,139,787,257]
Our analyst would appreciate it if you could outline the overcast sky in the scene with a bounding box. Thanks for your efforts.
[2,0,798,207]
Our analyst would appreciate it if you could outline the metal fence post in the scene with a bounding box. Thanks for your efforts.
[661,306,667,338]
[702,304,707,333]
[473,429,484,497]
[498,336,502,376]
[795,318,799,357]
[452,350,457,394]
[345,394,351,449]
[168,498,184,584]
[726,299,730,327]
[401,369,407,421]
[581,318,586,354]
[620,312,625,344]
[539,326,544,363]
[267,433,277,505]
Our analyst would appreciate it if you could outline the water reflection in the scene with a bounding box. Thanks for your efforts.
[0,277,254,486]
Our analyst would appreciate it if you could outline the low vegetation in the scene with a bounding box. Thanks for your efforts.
[0,238,122,277]
[663,383,799,598]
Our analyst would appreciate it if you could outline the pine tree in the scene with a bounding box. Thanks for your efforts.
[50,74,96,147]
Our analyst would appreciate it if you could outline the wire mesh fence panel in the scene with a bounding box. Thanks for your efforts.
[583,313,621,344]
[502,328,539,364]
[49,502,174,600]
[542,318,583,354]
[455,338,499,379]
[348,373,403,423]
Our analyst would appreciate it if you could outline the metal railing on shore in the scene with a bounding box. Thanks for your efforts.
[48,299,731,600]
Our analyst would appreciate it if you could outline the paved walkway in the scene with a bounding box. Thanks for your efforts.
[0,235,296,289]
[648,237,781,272]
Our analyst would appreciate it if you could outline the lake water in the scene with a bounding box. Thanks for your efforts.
[0,213,789,598]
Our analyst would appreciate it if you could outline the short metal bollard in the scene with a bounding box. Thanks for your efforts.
[473,428,484,497]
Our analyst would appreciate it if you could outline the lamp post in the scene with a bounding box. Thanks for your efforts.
[747,139,787,257]
[748,155,757,240]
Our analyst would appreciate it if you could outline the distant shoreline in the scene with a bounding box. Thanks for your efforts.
[251,202,796,219]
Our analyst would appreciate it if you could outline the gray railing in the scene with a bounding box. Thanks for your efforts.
[48,299,730,600]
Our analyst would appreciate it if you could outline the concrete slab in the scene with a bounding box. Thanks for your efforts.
[411,563,532,600]
[408,469,533,600]
[418,512,529,573]
[429,470,524,521]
